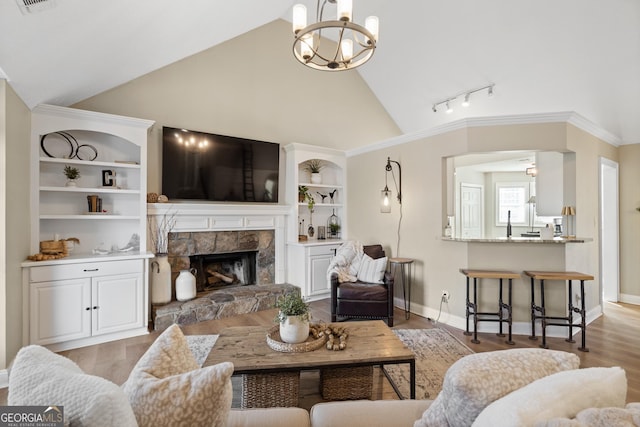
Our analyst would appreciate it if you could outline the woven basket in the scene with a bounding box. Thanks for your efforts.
[266,325,326,353]
[241,371,300,408]
[320,365,373,400]
[40,240,67,255]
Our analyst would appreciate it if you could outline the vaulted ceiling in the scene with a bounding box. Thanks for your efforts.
[1,0,639,147]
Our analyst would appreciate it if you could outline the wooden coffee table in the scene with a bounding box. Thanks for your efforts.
[204,320,416,407]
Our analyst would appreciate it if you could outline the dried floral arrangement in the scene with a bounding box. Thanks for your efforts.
[148,210,177,254]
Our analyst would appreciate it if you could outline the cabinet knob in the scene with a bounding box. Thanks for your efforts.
[85,307,91,311]
[83,269,99,272]
[92,306,99,310]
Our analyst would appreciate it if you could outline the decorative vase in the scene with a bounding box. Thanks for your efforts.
[311,172,322,184]
[175,268,197,301]
[150,254,172,304]
[279,314,310,344]
[65,179,77,187]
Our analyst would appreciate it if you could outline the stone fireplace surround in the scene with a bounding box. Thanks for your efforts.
[148,203,296,330]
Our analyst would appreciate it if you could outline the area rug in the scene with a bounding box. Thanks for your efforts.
[384,328,474,400]
[186,334,218,366]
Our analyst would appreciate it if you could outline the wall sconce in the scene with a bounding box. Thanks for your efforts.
[432,84,495,114]
[381,157,402,213]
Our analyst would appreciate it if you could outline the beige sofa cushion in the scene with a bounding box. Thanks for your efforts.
[122,324,233,427]
[473,367,627,427]
[414,348,580,427]
[311,399,432,427]
[228,407,311,427]
[8,345,137,427]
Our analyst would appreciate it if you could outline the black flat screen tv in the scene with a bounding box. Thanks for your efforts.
[162,127,279,203]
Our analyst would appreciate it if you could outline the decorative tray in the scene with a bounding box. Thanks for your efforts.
[266,325,326,353]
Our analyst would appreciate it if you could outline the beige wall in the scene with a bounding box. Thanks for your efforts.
[73,19,401,194]
[619,144,640,300]
[347,121,631,328]
[0,80,30,371]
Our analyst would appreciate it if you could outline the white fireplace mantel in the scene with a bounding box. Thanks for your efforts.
[147,202,291,283]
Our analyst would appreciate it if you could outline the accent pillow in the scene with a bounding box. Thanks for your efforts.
[472,367,627,427]
[357,254,387,284]
[122,324,234,427]
[8,345,137,427]
[414,348,581,427]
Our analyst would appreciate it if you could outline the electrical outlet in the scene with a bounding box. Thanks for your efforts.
[441,290,450,302]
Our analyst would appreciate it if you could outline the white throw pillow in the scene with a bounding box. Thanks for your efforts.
[472,367,627,427]
[122,324,233,427]
[414,348,581,427]
[357,254,387,284]
[8,345,137,427]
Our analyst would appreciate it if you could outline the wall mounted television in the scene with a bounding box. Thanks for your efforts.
[162,127,279,203]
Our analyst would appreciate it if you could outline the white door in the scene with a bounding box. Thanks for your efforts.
[599,158,619,303]
[92,273,143,335]
[460,184,483,238]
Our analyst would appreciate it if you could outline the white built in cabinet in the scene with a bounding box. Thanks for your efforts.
[22,105,154,350]
[284,143,346,300]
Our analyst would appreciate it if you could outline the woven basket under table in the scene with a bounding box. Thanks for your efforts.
[320,365,373,400]
[241,371,300,408]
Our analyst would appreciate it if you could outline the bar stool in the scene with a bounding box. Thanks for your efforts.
[523,270,594,352]
[459,269,520,345]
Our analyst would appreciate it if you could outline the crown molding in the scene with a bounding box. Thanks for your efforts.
[346,111,622,158]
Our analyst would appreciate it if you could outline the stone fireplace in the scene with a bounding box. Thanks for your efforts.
[147,203,295,331]
[168,230,274,293]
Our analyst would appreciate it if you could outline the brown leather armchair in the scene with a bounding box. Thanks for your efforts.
[330,244,394,327]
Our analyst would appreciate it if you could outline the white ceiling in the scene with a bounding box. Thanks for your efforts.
[1,0,639,146]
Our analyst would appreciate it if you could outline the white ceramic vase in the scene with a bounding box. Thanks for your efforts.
[279,314,310,344]
[311,172,322,184]
[150,254,172,304]
[65,179,77,187]
[176,268,197,301]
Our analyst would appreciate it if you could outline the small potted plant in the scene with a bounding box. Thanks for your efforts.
[304,159,324,184]
[298,185,309,203]
[329,223,341,238]
[63,165,80,187]
[275,292,310,344]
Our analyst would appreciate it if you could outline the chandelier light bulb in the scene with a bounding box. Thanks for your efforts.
[341,39,353,62]
[300,34,314,60]
[365,16,379,42]
[337,0,352,21]
[292,4,307,33]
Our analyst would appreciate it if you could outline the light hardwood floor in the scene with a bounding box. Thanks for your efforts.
[2,299,639,406]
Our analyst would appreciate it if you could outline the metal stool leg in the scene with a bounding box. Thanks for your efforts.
[566,280,576,343]
[471,278,480,344]
[497,278,505,337]
[579,280,589,352]
[506,278,515,345]
[464,276,472,336]
[529,276,538,340]
[540,279,549,349]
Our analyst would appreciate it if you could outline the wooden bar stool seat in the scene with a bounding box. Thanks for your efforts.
[523,270,594,352]
[459,269,520,345]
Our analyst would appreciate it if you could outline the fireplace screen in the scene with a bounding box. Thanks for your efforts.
[190,251,258,292]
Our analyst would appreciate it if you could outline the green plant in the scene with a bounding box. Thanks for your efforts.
[275,293,310,323]
[63,165,80,180]
[298,185,315,211]
[304,159,324,174]
[329,223,341,234]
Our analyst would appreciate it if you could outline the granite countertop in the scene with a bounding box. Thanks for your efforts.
[442,236,592,243]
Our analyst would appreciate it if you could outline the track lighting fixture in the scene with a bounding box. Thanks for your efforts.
[432,84,495,114]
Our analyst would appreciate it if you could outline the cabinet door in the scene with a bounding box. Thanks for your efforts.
[92,273,143,336]
[308,245,339,296]
[30,278,91,345]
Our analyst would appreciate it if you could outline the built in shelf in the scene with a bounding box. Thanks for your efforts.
[297,203,342,208]
[298,183,342,189]
[40,214,139,220]
[39,157,141,169]
[40,186,140,194]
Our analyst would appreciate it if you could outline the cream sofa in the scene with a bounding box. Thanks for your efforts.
[8,325,639,427]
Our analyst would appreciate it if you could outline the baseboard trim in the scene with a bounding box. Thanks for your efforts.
[619,293,640,306]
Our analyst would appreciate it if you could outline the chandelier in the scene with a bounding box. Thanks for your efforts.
[292,0,379,71]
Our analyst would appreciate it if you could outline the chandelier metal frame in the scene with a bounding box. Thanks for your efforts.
[292,0,377,71]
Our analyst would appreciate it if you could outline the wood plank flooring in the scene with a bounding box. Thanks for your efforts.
[2,299,639,406]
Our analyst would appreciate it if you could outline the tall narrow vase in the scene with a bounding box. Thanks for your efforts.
[150,254,172,304]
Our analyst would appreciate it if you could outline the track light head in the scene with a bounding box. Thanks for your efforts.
[432,104,437,113]
[462,93,470,107]
[488,85,494,96]
[445,101,453,114]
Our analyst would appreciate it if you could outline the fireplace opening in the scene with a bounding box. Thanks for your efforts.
[190,251,258,292]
